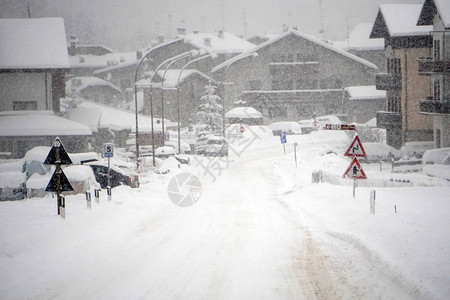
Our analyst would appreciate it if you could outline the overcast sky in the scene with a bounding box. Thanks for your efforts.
[1,0,423,51]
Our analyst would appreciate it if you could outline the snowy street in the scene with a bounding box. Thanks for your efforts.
[1,130,450,300]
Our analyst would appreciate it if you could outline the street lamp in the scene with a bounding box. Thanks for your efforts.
[176,53,217,154]
[220,52,259,137]
[134,48,158,173]
[146,50,200,166]
[160,50,205,143]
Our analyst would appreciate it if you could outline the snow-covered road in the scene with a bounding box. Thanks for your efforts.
[1,130,449,299]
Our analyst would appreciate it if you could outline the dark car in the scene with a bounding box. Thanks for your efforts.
[86,163,139,189]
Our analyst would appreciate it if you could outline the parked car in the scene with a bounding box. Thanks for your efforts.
[269,122,302,135]
[155,146,176,159]
[85,162,139,189]
[360,142,402,162]
[165,140,192,154]
[194,135,210,155]
[0,171,27,201]
[203,136,228,156]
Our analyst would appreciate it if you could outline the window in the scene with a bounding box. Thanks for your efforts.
[387,94,401,113]
[13,101,37,111]
[434,40,441,61]
[387,58,401,76]
[434,78,441,101]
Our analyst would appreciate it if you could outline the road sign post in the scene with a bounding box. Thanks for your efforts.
[343,134,368,198]
[104,143,114,200]
[280,132,287,154]
[294,142,298,168]
[44,137,74,218]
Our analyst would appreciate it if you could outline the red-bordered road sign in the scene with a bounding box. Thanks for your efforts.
[324,124,356,130]
[343,157,367,179]
[344,135,367,157]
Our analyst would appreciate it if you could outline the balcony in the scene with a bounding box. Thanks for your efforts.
[376,111,401,129]
[420,100,450,115]
[418,58,450,75]
[375,73,401,90]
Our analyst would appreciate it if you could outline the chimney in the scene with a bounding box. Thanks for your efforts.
[203,37,211,47]
[177,27,186,35]
[218,29,224,39]
[69,34,79,56]
[136,50,142,60]
[158,34,165,44]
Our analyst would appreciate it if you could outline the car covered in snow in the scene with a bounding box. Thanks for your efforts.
[194,135,210,155]
[268,122,302,135]
[85,162,139,189]
[203,136,228,156]
[360,142,402,162]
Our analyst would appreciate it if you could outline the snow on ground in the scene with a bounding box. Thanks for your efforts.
[0,129,449,299]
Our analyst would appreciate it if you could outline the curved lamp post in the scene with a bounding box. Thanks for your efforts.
[175,53,217,154]
[160,50,205,142]
[221,52,259,137]
[146,50,200,166]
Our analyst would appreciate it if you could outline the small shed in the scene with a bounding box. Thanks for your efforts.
[225,107,263,125]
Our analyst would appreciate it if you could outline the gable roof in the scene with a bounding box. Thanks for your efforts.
[65,77,123,95]
[135,69,215,88]
[0,111,91,136]
[417,0,450,28]
[183,32,255,54]
[336,23,384,51]
[212,29,377,73]
[371,4,432,38]
[0,18,69,69]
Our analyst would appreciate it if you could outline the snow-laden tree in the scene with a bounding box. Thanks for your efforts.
[197,83,223,133]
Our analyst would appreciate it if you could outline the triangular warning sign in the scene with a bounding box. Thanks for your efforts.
[343,157,367,179]
[44,137,73,165]
[344,135,367,157]
[45,168,74,192]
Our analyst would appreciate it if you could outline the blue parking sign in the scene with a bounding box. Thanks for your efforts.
[280,132,287,144]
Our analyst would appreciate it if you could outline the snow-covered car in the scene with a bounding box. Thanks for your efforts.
[421,147,450,165]
[203,136,228,156]
[0,171,27,201]
[422,148,450,180]
[165,140,192,154]
[85,162,139,189]
[194,135,210,155]
[400,141,434,158]
[154,146,176,159]
[315,115,342,128]
[360,142,402,162]
[298,119,317,134]
[268,122,302,135]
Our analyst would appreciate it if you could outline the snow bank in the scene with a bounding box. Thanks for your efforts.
[0,171,25,188]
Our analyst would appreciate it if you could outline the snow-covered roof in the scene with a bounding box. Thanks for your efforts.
[70,51,138,71]
[335,23,384,51]
[0,18,70,69]
[183,32,255,54]
[379,4,432,37]
[65,77,122,95]
[136,69,214,88]
[0,111,91,136]
[66,101,174,132]
[212,29,378,73]
[418,0,450,28]
[225,107,263,119]
[345,86,386,100]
